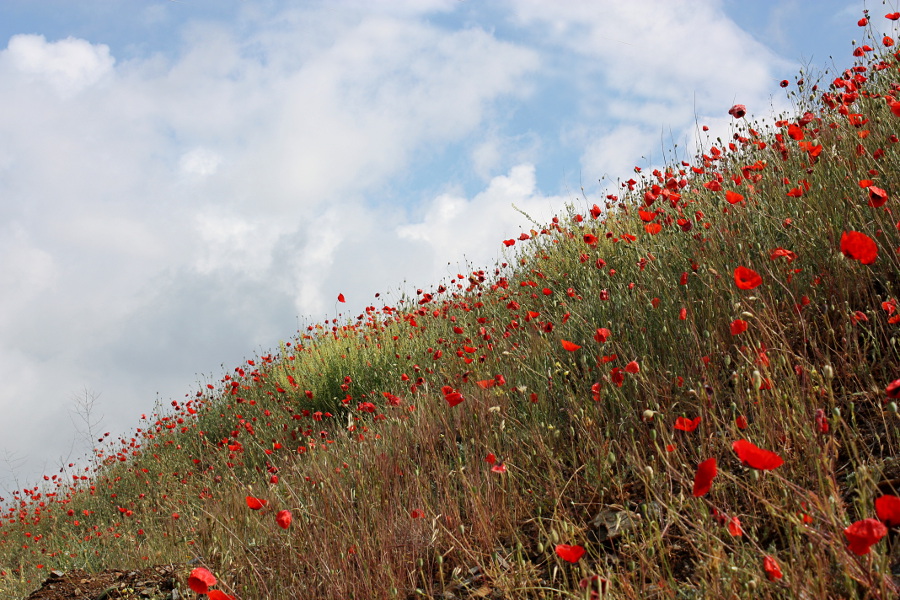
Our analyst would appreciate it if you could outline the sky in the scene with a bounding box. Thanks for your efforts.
[0,0,871,490]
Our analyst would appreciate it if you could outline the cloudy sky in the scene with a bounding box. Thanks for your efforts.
[0,0,869,489]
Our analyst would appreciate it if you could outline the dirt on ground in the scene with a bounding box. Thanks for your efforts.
[25,563,185,600]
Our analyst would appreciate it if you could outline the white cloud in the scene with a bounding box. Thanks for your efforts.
[180,148,222,177]
[4,34,114,96]
[398,164,563,278]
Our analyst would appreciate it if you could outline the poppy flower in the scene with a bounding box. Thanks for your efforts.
[491,463,507,474]
[561,340,581,352]
[639,208,657,222]
[692,458,717,497]
[840,231,877,264]
[443,388,465,407]
[208,591,236,600]
[246,496,267,510]
[674,416,701,432]
[188,567,217,594]
[844,518,887,555]
[728,516,743,537]
[337,293,346,303]
[733,266,762,290]
[410,509,424,518]
[728,104,747,119]
[875,495,900,527]
[276,509,292,529]
[769,247,797,263]
[762,556,782,580]
[725,190,744,204]
[624,360,640,374]
[730,319,748,335]
[555,544,585,563]
[868,186,888,207]
[732,439,784,470]
[645,223,662,235]
[594,328,611,343]
[814,408,829,434]
[485,453,496,465]
[735,415,749,429]
[887,379,900,399]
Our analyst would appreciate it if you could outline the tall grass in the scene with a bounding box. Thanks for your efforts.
[3,11,900,600]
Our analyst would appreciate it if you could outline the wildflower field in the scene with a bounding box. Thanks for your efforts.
[5,8,900,600]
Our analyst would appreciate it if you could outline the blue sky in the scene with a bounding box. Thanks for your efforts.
[0,0,871,489]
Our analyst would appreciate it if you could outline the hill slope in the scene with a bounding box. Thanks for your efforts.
[6,10,900,600]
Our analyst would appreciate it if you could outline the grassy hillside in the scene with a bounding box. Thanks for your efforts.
[5,11,900,600]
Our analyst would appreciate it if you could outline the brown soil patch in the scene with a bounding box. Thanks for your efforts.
[25,564,184,600]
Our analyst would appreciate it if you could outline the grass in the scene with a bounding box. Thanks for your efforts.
[4,10,900,600]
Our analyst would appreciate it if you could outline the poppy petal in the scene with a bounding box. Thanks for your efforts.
[555,544,585,563]
[692,458,717,497]
[732,439,783,470]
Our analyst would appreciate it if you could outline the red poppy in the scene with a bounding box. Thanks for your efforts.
[443,387,465,407]
[728,516,743,537]
[814,409,829,434]
[730,319,748,335]
[561,340,581,352]
[594,328,611,343]
[732,439,784,470]
[583,234,598,245]
[733,266,762,290]
[762,556,782,580]
[769,247,797,263]
[276,509,292,529]
[555,544,585,563]
[875,495,900,527]
[840,231,878,264]
[485,453,496,465]
[624,360,640,374]
[410,509,424,518]
[868,186,888,207]
[728,104,746,119]
[645,223,662,235]
[246,496,267,510]
[725,190,744,204]
[887,379,900,399]
[208,591,235,600]
[337,293,346,303]
[188,567,217,594]
[638,208,657,222]
[692,458,717,497]
[610,367,624,387]
[674,416,701,432]
[735,415,749,429]
[491,463,507,474]
[503,239,515,247]
[888,12,900,20]
[844,518,887,555]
